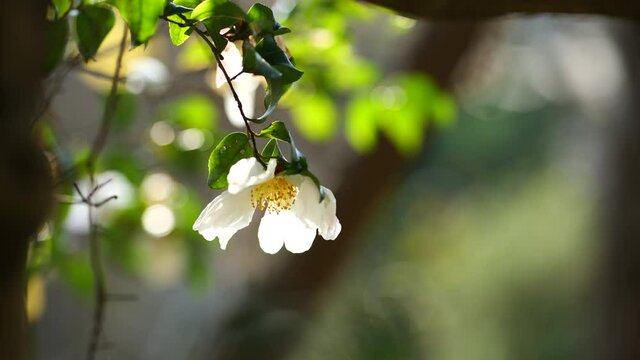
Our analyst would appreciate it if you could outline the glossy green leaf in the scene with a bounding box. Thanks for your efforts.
[247,3,275,34]
[76,5,115,61]
[163,2,194,16]
[110,0,165,47]
[290,92,337,142]
[168,16,193,46]
[242,41,282,80]
[191,0,245,22]
[261,139,281,158]
[207,132,253,189]
[51,0,71,19]
[255,77,286,121]
[195,1,246,50]
[166,0,199,46]
[255,35,303,84]
[43,18,69,75]
[258,121,291,142]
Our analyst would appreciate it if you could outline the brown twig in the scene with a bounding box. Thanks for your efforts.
[160,15,264,164]
[191,27,264,164]
[85,24,128,360]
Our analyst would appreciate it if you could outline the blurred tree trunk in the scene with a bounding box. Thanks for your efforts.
[365,0,640,20]
[597,23,640,360]
[0,1,52,359]
[199,22,480,360]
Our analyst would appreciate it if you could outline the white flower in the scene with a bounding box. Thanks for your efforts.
[214,42,261,128]
[193,157,341,254]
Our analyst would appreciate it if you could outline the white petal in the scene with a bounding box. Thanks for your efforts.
[215,42,243,88]
[289,176,341,241]
[235,74,261,118]
[193,189,255,249]
[257,213,285,254]
[227,158,277,194]
[258,211,316,254]
[223,91,247,128]
[317,187,341,240]
[221,74,260,128]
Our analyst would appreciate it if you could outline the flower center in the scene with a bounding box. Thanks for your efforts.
[251,177,298,214]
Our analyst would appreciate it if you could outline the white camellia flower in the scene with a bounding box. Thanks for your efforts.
[193,157,341,254]
[214,42,262,128]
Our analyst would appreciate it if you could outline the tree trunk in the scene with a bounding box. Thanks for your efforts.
[596,23,640,360]
[0,1,52,359]
[364,0,640,20]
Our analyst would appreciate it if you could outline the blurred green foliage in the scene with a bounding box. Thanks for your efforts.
[32,0,457,304]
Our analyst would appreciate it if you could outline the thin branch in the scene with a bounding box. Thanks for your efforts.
[159,15,264,163]
[86,26,128,172]
[78,68,127,83]
[85,25,128,360]
[191,27,264,164]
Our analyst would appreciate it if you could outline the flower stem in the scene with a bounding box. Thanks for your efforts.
[161,15,266,166]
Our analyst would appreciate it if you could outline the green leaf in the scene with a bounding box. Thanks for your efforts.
[290,92,337,142]
[207,132,253,189]
[168,16,193,46]
[255,35,303,84]
[258,121,291,142]
[43,18,69,75]
[261,139,281,158]
[246,3,275,36]
[255,77,286,121]
[242,41,282,80]
[76,5,115,61]
[51,0,71,19]
[191,0,245,22]
[163,2,194,16]
[194,1,246,50]
[166,0,199,46]
[110,0,165,47]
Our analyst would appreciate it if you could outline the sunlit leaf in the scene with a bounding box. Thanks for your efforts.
[110,0,165,47]
[258,121,291,142]
[191,0,245,22]
[51,0,71,19]
[207,132,252,189]
[76,5,115,61]
[168,16,193,46]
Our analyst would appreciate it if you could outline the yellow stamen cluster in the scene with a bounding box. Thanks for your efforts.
[251,177,298,214]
